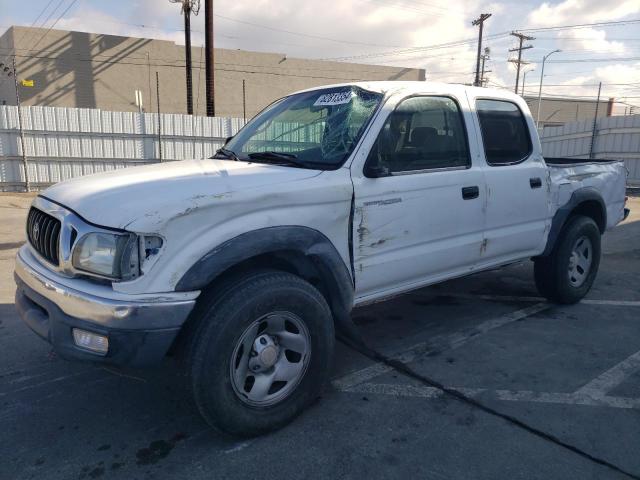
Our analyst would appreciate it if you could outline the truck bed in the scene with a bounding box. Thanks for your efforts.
[544,157,621,166]
[546,158,627,231]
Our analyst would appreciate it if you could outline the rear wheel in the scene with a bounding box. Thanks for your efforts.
[185,271,334,437]
[534,215,601,304]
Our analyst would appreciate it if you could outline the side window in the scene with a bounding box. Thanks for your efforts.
[476,99,532,165]
[365,96,470,175]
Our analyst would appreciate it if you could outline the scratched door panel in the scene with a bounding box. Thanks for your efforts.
[352,168,486,300]
[470,97,551,265]
[481,157,550,265]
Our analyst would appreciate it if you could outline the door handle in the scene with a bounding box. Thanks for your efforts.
[530,177,542,189]
[461,186,479,200]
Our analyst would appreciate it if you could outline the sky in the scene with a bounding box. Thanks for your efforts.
[1,0,639,111]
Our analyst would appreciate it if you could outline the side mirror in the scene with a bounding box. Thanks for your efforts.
[224,135,234,145]
[364,164,391,178]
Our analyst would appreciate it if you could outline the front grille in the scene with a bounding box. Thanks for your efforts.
[26,207,61,266]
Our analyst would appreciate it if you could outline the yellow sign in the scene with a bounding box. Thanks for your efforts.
[21,79,34,87]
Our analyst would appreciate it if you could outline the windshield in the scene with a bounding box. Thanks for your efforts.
[222,86,383,169]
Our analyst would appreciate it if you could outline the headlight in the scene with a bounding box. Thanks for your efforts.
[72,232,140,280]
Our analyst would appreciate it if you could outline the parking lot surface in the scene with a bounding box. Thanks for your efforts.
[1,192,639,480]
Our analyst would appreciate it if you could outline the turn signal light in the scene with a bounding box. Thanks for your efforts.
[72,328,109,355]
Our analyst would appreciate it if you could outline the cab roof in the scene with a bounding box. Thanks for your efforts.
[292,81,522,103]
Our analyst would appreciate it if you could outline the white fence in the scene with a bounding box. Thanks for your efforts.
[3,105,639,190]
[0,105,245,191]
[540,114,640,185]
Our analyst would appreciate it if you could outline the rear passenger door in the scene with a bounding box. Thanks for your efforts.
[472,97,550,266]
[351,94,486,302]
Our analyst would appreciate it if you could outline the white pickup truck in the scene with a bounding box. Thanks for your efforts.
[15,82,629,436]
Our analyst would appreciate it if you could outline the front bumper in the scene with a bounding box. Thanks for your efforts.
[14,247,197,366]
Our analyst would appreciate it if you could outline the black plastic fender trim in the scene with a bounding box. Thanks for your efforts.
[175,226,354,319]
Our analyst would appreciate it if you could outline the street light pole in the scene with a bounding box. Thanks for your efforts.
[522,68,534,97]
[536,49,560,129]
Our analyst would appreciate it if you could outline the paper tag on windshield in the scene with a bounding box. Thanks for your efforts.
[313,91,353,106]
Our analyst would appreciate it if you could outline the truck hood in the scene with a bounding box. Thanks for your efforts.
[41,159,322,229]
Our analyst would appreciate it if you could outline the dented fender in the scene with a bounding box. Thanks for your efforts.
[176,226,353,301]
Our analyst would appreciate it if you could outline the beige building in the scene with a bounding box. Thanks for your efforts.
[0,26,424,117]
[524,96,614,129]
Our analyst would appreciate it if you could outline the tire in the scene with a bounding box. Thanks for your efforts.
[185,270,334,437]
[534,215,601,304]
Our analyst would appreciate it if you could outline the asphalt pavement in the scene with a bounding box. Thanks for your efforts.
[1,192,639,480]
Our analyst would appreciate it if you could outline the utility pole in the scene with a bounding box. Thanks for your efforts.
[509,32,534,94]
[12,56,29,192]
[205,0,215,116]
[170,0,200,115]
[472,13,491,87]
[242,79,246,124]
[589,82,602,160]
[156,72,163,162]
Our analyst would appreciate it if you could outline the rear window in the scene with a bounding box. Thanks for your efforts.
[476,99,532,165]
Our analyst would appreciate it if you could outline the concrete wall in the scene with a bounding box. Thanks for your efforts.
[0,26,424,118]
[524,96,612,129]
[0,28,15,106]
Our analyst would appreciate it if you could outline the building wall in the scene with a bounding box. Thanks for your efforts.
[524,96,612,129]
[0,26,424,117]
[0,28,15,106]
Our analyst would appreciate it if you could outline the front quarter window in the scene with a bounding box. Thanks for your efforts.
[224,86,382,169]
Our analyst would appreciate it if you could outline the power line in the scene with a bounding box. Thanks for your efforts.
[6,49,422,76]
[548,57,640,63]
[9,53,393,82]
[519,18,640,33]
[371,0,465,14]
[0,0,59,66]
[535,36,640,41]
[214,13,402,48]
[364,0,450,17]
[28,0,82,53]
[326,18,640,64]
[323,32,511,62]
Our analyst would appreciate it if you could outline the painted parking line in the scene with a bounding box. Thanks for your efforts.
[332,303,550,390]
[0,370,98,397]
[434,292,640,307]
[574,350,640,398]
[342,382,640,410]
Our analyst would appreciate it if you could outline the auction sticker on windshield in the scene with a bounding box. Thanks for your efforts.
[313,91,353,106]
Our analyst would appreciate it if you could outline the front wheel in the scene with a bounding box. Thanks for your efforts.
[185,271,335,437]
[534,215,601,304]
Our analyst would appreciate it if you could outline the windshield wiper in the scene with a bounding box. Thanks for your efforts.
[211,147,240,161]
[247,151,309,168]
